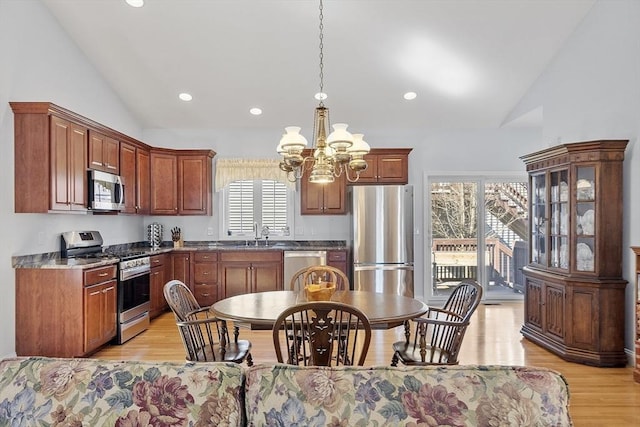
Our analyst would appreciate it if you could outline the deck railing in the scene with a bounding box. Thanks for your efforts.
[432,238,516,286]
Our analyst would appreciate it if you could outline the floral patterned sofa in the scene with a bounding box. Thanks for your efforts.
[0,357,572,426]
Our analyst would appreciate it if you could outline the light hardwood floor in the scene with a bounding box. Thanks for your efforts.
[94,302,640,426]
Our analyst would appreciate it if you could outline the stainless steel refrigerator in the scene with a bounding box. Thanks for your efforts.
[351,185,414,297]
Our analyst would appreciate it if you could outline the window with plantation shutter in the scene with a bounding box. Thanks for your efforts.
[227,180,254,234]
[224,179,292,238]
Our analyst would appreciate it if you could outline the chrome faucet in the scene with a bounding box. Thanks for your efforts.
[253,222,261,246]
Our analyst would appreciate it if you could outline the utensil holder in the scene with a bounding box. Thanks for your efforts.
[147,223,163,249]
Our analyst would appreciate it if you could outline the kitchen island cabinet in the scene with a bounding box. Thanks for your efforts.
[15,263,118,357]
[220,251,283,298]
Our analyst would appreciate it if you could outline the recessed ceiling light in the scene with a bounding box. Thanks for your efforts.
[314,92,328,101]
[250,107,262,116]
[125,0,144,7]
[404,92,417,100]
[178,93,193,101]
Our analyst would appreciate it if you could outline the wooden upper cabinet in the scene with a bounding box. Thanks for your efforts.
[88,130,119,174]
[50,115,88,212]
[11,102,213,216]
[351,148,412,185]
[136,148,151,215]
[179,154,212,215]
[150,150,178,215]
[120,142,136,214]
[300,154,347,215]
[150,149,214,216]
[120,141,150,215]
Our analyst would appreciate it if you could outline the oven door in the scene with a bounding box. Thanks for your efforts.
[119,271,150,318]
[118,269,150,343]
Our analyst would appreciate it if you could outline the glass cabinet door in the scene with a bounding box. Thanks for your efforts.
[575,166,595,272]
[531,173,547,265]
[549,170,569,269]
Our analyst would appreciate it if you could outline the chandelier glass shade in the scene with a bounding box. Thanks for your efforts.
[276,0,370,184]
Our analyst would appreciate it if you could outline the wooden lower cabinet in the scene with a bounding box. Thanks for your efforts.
[84,280,117,354]
[15,263,118,357]
[192,251,219,306]
[220,251,283,299]
[521,268,626,366]
[171,252,191,285]
[149,254,169,318]
[327,250,350,284]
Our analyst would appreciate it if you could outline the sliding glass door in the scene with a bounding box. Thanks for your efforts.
[428,177,527,301]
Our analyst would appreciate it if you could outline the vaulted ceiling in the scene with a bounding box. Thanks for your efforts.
[41,0,594,135]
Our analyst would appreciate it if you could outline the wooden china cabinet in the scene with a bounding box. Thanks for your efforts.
[520,140,628,367]
[632,247,640,382]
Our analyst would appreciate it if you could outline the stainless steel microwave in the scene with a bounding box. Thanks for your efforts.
[88,170,125,211]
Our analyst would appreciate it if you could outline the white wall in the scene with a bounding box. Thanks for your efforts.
[512,0,640,353]
[0,0,145,358]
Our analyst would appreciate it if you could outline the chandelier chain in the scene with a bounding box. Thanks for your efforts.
[276,0,370,184]
[318,0,324,107]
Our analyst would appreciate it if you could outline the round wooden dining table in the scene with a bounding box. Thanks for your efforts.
[210,290,428,329]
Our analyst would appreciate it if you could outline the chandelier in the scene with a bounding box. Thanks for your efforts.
[276,0,370,184]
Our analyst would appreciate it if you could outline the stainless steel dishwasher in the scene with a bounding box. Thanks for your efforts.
[283,251,327,290]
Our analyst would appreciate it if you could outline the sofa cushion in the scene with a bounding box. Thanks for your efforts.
[245,364,571,426]
[0,357,245,427]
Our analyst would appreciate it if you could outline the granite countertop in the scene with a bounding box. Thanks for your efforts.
[175,240,348,252]
[13,240,348,269]
[13,256,120,270]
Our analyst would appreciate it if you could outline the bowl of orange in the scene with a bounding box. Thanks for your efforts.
[304,282,336,301]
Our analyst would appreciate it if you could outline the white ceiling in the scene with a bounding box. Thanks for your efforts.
[41,0,595,135]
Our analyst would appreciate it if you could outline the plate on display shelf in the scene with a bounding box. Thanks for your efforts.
[577,179,594,200]
[580,209,595,235]
[576,242,594,270]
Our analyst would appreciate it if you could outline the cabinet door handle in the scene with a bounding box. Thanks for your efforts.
[202,293,210,297]
[98,272,109,277]
[103,286,115,293]
[203,272,209,275]
[153,271,160,276]
[89,290,100,296]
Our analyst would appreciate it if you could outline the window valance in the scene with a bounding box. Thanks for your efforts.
[214,158,295,191]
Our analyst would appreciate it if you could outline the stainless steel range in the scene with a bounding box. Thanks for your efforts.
[116,251,151,344]
[61,231,151,344]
